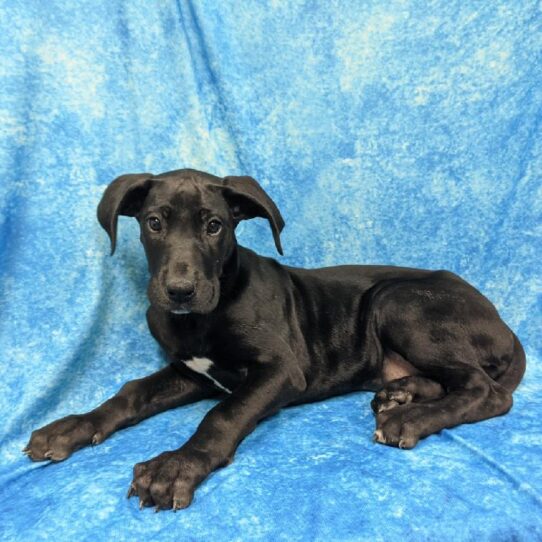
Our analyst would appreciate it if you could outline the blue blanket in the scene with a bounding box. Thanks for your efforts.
[1,1,541,540]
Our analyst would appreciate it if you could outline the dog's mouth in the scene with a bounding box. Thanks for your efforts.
[171,307,191,315]
[166,298,198,315]
[174,309,192,314]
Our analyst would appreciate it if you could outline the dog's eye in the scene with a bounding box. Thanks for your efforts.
[207,219,222,235]
[147,217,162,232]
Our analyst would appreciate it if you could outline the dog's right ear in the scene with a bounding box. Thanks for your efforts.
[97,173,154,255]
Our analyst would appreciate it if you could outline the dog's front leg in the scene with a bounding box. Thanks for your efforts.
[129,359,306,511]
[24,365,216,462]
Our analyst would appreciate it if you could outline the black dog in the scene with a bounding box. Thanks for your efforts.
[25,169,526,511]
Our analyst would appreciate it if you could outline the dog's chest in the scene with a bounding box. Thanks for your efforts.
[179,356,239,393]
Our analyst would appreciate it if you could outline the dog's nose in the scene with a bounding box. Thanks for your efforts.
[166,280,196,303]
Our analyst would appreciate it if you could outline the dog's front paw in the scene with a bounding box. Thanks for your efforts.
[128,450,209,511]
[24,414,101,461]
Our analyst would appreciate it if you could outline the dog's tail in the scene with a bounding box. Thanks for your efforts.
[496,332,526,392]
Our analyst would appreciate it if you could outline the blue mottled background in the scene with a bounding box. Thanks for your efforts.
[0,1,541,540]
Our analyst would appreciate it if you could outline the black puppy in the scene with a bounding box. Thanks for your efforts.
[25,169,526,511]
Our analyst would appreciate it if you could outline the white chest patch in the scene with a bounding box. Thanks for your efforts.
[183,357,232,393]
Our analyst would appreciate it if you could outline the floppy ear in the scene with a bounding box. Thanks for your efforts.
[97,173,154,255]
[222,176,285,255]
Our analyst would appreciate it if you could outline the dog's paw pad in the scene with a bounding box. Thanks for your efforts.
[388,390,412,403]
[371,389,413,415]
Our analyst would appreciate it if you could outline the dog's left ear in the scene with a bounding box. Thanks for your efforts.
[222,176,285,255]
[97,173,154,255]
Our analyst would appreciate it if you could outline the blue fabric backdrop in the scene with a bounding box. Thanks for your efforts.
[0,1,541,540]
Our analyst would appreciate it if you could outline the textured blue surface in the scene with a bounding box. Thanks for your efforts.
[1,1,541,540]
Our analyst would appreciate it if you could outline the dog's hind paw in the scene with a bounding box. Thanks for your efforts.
[371,376,445,417]
[371,388,413,414]
[373,404,422,450]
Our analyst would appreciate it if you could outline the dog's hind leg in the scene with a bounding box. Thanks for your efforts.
[25,365,217,462]
[367,274,520,449]
[373,365,513,449]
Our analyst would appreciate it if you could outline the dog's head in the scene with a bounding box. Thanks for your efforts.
[97,169,284,315]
